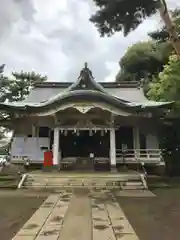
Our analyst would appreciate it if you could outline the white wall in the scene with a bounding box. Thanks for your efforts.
[11,137,49,162]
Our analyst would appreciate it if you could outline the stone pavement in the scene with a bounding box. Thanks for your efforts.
[12,189,139,240]
[115,189,156,198]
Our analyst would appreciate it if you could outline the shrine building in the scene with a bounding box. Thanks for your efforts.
[0,63,173,171]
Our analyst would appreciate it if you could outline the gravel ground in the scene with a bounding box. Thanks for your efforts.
[116,188,180,240]
[0,191,47,240]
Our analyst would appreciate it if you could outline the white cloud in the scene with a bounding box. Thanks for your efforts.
[0,0,35,37]
[0,0,179,82]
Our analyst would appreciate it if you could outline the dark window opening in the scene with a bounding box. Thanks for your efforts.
[140,133,146,149]
[39,127,49,138]
[115,126,133,149]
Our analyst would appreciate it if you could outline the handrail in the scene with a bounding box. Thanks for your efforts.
[116,149,162,188]
[116,149,148,188]
[140,173,148,189]
[116,149,162,162]
[133,151,148,188]
[135,151,147,176]
[18,173,27,189]
[116,149,162,154]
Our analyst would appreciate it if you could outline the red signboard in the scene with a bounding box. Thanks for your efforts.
[44,151,53,167]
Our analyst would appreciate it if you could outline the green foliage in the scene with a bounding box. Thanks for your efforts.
[90,0,158,36]
[147,54,180,176]
[0,75,11,102]
[0,70,47,103]
[159,121,180,176]
[147,55,180,101]
[0,66,47,139]
[116,41,171,82]
[115,8,180,83]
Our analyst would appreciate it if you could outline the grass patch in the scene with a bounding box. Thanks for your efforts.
[0,175,21,189]
[0,176,18,181]
[148,176,180,190]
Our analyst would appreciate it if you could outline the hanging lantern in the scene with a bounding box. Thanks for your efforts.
[77,130,80,136]
[89,130,93,136]
[101,130,104,136]
[64,130,68,136]
[61,129,63,134]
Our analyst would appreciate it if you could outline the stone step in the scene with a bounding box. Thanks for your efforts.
[121,185,145,190]
[24,184,138,189]
[29,178,141,182]
[124,181,143,186]
[27,175,141,180]
[23,185,121,190]
[26,179,124,184]
[27,178,142,183]
[24,182,121,187]
[22,173,146,190]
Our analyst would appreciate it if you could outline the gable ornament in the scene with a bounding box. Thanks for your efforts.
[73,105,94,114]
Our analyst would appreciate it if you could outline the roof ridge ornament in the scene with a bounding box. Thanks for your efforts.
[65,62,107,93]
[78,62,94,80]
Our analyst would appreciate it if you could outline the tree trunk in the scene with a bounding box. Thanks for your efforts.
[159,0,180,57]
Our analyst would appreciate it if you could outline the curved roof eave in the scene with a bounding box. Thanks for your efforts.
[0,90,141,114]
[139,101,175,108]
[0,90,173,115]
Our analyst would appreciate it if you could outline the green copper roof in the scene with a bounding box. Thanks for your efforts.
[0,63,173,115]
[0,89,173,116]
[0,90,138,112]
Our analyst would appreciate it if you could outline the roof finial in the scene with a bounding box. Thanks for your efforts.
[84,62,88,68]
[78,62,94,79]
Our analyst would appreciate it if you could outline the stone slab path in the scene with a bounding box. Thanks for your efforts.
[114,190,156,198]
[12,189,139,240]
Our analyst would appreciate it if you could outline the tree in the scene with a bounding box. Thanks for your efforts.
[146,54,180,176]
[90,0,180,56]
[147,54,180,101]
[0,70,47,103]
[115,8,180,82]
[0,66,47,139]
[147,54,180,176]
[116,41,171,82]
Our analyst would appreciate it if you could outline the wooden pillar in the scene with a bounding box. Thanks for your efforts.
[110,127,116,172]
[32,124,36,137]
[53,127,60,166]
[133,126,140,149]
[133,126,140,161]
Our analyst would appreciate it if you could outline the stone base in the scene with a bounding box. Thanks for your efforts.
[110,165,117,173]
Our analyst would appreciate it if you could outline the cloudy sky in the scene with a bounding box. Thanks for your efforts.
[0,0,180,82]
